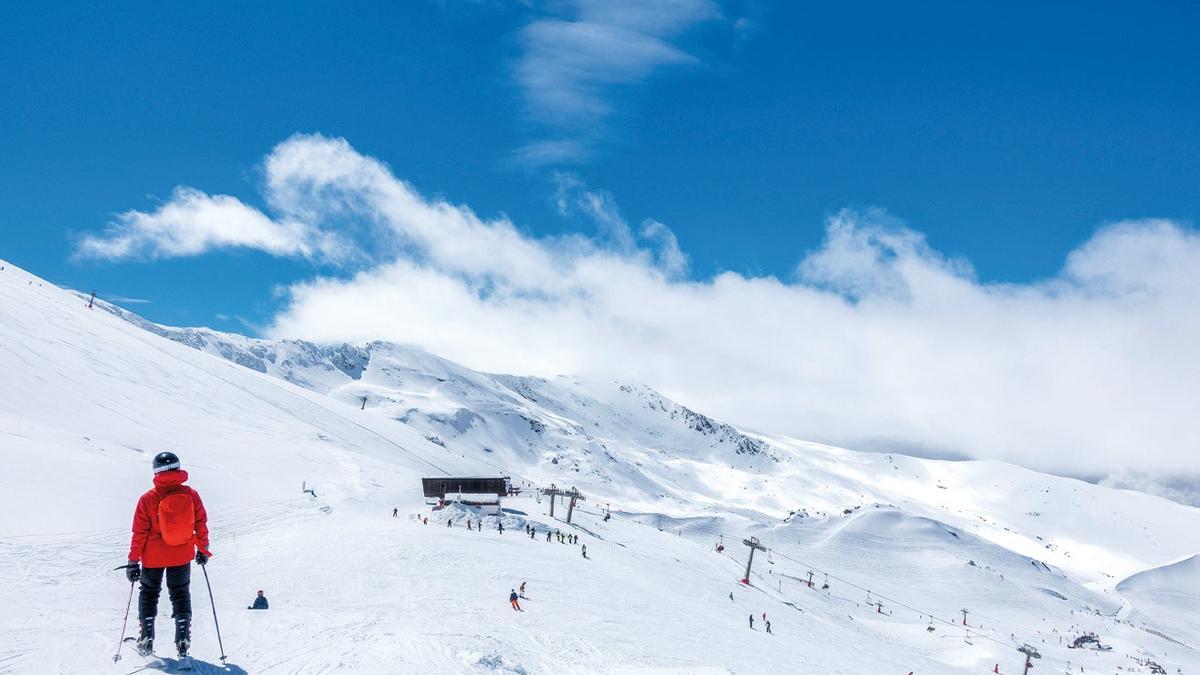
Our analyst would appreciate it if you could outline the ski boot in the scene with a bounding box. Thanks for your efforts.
[134,618,155,657]
[174,615,193,669]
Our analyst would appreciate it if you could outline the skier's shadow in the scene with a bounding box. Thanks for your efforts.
[124,658,247,674]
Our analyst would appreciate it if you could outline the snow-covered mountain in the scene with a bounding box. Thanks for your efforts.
[2,257,1198,674]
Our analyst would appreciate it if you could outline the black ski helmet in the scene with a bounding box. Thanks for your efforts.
[152,451,181,474]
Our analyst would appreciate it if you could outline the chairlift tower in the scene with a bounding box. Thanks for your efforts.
[741,537,767,584]
[542,486,586,523]
[1017,644,1041,675]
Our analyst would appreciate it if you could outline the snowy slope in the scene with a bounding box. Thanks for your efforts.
[103,305,1200,584]
[1,258,1198,674]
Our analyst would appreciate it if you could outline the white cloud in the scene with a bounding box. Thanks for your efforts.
[514,0,721,163]
[640,219,688,277]
[512,139,591,166]
[554,171,688,275]
[75,186,350,262]
[87,134,1200,484]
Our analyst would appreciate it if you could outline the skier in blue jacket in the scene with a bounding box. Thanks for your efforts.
[248,590,269,610]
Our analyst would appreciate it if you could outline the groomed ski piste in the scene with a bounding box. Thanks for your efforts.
[1,258,1198,674]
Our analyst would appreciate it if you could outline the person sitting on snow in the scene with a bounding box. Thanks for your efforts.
[248,590,269,610]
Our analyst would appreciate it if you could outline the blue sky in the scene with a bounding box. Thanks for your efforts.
[2,1,1199,476]
[2,1,1196,326]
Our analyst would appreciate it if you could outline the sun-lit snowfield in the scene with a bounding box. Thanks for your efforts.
[1,258,1197,674]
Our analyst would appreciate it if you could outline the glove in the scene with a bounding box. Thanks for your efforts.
[126,563,141,583]
[195,550,209,565]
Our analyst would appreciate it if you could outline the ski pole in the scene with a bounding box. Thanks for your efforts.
[200,563,228,663]
[112,566,137,663]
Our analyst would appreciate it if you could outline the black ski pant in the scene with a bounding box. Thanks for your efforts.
[138,563,192,622]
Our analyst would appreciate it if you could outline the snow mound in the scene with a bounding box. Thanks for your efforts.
[1118,554,1200,596]
[828,508,965,542]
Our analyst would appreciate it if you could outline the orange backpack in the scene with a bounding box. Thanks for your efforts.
[157,491,196,546]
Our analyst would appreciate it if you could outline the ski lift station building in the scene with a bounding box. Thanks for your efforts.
[422,476,511,507]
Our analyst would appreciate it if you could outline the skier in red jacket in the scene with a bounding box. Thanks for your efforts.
[124,452,212,660]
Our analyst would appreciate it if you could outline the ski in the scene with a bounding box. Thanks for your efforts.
[117,636,173,671]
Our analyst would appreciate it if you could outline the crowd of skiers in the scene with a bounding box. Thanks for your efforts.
[404,495,597,613]
[405,505,589,552]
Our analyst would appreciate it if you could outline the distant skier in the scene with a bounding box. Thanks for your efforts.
[581,544,587,559]
[766,619,772,634]
[546,530,551,542]
[124,452,211,662]
[529,527,535,539]
[729,592,734,602]
[447,519,452,528]
[498,521,504,534]
[519,582,527,598]
[248,590,269,610]
[392,507,398,518]
[510,589,522,611]
[748,614,754,629]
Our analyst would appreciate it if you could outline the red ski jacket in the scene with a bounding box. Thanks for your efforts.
[127,470,211,568]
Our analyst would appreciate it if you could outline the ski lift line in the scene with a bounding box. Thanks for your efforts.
[552,506,1030,660]
[566,496,1036,654]
[755,546,1022,652]
[500,487,1056,658]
